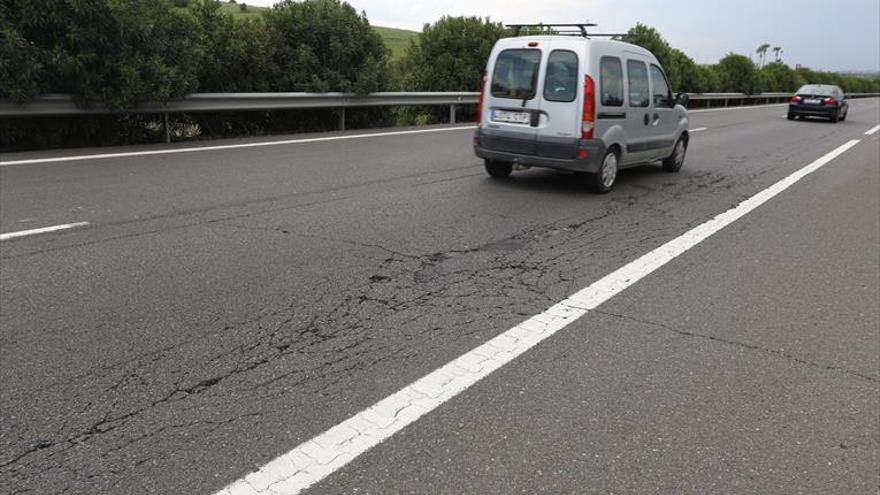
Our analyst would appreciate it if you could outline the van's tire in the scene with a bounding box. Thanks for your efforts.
[662,136,687,173]
[484,159,513,178]
[587,149,619,193]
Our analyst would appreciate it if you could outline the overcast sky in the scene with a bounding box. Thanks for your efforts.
[243,0,880,71]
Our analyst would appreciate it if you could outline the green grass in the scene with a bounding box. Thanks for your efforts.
[175,3,418,60]
[172,2,267,20]
[372,26,419,61]
[216,2,267,20]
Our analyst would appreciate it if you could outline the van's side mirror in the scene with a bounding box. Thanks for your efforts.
[675,93,690,108]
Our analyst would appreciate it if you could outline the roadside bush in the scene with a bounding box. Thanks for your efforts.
[717,53,759,94]
[398,16,506,92]
[262,0,390,94]
[191,0,277,92]
[395,16,505,125]
[757,62,798,93]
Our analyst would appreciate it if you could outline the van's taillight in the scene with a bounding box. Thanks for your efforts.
[823,96,838,106]
[476,72,487,122]
[790,95,802,104]
[582,74,596,139]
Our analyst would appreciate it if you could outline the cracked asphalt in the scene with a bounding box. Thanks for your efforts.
[1,99,879,494]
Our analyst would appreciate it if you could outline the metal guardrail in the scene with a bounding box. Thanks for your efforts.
[0,92,479,116]
[0,92,480,141]
[1,92,878,142]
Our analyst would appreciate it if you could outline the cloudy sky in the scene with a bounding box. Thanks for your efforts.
[243,0,880,71]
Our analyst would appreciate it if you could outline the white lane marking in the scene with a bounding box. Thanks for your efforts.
[0,222,90,241]
[866,124,880,136]
[0,126,478,166]
[689,103,787,113]
[214,138,863,495]
[691,127,708,132]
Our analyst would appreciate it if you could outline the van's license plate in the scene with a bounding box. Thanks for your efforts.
[493,109,531,125]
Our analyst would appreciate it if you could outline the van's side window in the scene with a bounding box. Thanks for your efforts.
[649,64,674,108]
[491,49,542,100]
[599,57,623,107]
[627,60,650,108]
[543,50,578,103]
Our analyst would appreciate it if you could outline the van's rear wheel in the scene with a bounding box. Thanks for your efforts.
[587,150,618,193]
[662,136,687,172]
[484,160,513,178]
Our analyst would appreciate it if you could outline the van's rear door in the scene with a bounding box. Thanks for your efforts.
[534,41,583,160]
[481,46,543,156]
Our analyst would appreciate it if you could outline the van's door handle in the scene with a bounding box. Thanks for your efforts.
[643,114,650,126]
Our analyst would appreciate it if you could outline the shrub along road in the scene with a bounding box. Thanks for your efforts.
[1,99,878,493]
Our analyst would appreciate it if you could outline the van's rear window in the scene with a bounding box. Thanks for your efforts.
[491,49,541,100]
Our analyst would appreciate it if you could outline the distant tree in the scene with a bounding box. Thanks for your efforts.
[622,24,701,93]
[772,46,783,62]
[623,24,672,70]
[398,16,507,91]
[756,43,770,68]
[173,0,190,7]
[239,3,247,11]
[718,53,758,93]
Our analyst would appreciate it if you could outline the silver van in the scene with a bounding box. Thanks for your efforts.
[473,26,690,192]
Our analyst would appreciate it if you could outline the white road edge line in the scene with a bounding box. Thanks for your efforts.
[214,137,863,495]
[866,124,880,136]
[691,127,708,132]
[0,126,478,166]
[0,222,90,241]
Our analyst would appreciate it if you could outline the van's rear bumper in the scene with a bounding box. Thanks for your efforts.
[473,130,606,173]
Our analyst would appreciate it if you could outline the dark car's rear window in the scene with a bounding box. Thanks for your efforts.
[796,85,839,96]
[491,49,542,100]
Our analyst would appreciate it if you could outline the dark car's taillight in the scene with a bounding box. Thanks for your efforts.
[790,95,802,104]
[823,96,838,106]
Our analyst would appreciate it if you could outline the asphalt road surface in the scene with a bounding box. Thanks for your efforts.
[1,99,878,494]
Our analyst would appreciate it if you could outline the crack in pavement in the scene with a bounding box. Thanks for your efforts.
[594,310,878,383]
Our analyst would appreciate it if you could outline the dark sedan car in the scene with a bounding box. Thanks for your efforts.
[788,84,848,122]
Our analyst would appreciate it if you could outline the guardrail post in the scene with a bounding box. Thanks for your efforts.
[163,112,170,144]
[339,108,345,131]
[449,104,456,124]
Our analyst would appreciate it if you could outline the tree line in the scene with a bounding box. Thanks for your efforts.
[1,0,878,149]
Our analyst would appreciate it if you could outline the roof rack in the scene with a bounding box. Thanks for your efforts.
[506,23,625,38]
